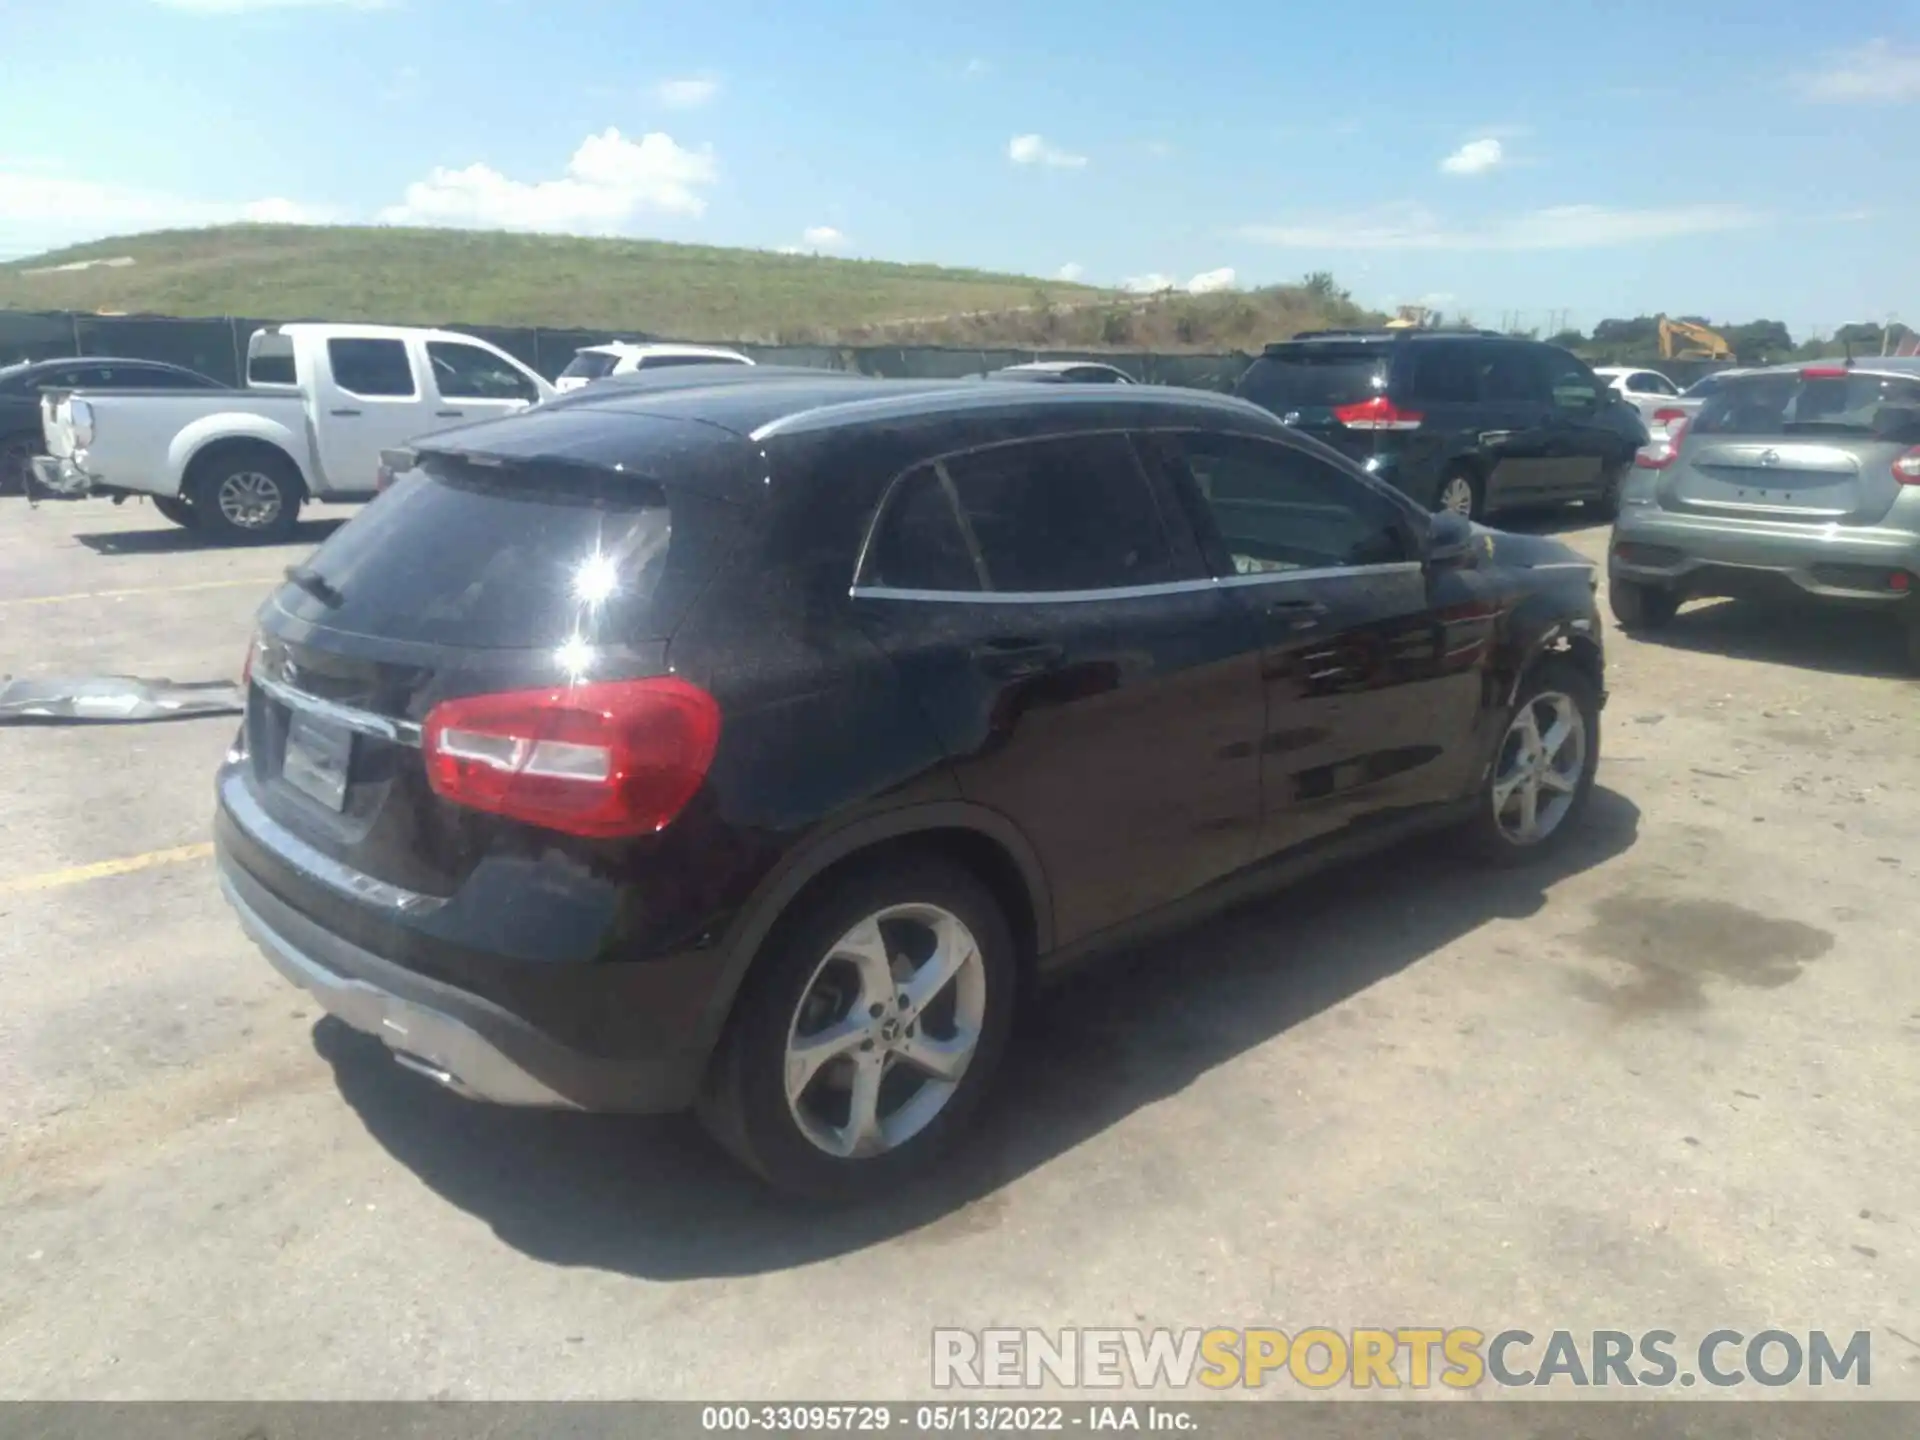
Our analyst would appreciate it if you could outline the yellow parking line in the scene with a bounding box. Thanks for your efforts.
[0,578,276,607]
[0,842,215,895]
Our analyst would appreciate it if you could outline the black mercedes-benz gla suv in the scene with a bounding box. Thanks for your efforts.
[216,367,1608,1196]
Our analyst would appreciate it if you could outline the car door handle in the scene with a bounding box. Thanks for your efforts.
[970,638,1063,679]
[329,408,362,418]
[434,409,464,418]
[1265,597,1328,629]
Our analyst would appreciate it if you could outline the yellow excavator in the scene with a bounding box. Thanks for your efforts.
[1658,316,1734,361]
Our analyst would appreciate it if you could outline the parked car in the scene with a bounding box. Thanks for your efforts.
[1645,367,1757,437]
[984,361,1135,385]
[1234,330,1648,521]
[215,371,1608,1197]
[1593,366,1691,436]
[1609,359,1920,669]
[33,324,552,542]
[555,342,754,393]
[1,356,222,495]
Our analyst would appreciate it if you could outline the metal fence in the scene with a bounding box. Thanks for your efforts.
[0,310,1254,392]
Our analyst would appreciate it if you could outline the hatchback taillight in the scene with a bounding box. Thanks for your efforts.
[422,677,721,838]
[1635,418,1689,470]
[1652,407,1688,428]
[1894,447,1920,485]
[1332,395,1424,431]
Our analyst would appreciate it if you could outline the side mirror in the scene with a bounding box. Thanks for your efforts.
[1425,509,1476,568]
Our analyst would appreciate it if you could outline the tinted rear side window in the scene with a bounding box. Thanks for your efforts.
[942,434,1178,592]
[283,462,740,646]
[1693,372,1920,441]
[863,466,982,592]
[1237,345,1389,414]
[639,354,750,370]
[560,351,621,380]
[328,338,417,398]
[1402,342,1482,404]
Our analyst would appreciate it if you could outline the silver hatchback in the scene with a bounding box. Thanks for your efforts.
[1607,359,1920,670]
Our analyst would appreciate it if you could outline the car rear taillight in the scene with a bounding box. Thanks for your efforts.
[422,677,720,839]
[1635,417,1689,470]
[1893,447,1920,485]
[1652,407,1688,427]
[1332,395,1424,431]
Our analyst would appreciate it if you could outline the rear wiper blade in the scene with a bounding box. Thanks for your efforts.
[284,564,344,608]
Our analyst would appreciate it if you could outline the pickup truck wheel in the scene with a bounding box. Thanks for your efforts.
[697,855,1017,1200]
[151,496,195,528]
[188,455,301,544]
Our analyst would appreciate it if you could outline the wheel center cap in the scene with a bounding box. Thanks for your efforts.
[879,1017,902,1044]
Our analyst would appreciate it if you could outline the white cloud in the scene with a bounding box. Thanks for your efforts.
[1440,137,1504,175]
[1795,39,1920,103]
[1121,273,1176,293]
[1185,266,1236,294]
[1057,262,1085,281]
[1145,140,1174,157]
[380,128,717,231]
[0,169,334,257]
[963,58,990,78]
[1236,201,1760,251]
[1009,134,1088,169]
[655,77,719,109]
[801,225,846,249]
[1121,268,1236,295]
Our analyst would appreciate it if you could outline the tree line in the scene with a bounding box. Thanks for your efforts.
[1535,316,1913,366]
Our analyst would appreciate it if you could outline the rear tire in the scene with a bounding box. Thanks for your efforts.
[1609,576,1679,631]
[698,854,1018,1200]
[186,450,302,544]
[1587,461,1628,522]
[1462,659,1600,867]
[0,436,30,497]
[1434,467,1484,521]
[152,496,196,528]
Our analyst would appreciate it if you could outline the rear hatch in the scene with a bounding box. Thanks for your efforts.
[1233,341,1399,463]
[239,428,749,898]
[1660,368,1920,526]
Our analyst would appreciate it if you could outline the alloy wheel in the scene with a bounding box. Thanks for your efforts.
[1491,690,1587,845]
[216,471,283,530]
[783,902,986,1159]
[1438,475,1476,517]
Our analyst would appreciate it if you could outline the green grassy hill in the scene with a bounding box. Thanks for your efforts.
[0,224,1378,351]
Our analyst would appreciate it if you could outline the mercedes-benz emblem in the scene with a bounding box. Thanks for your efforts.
[1758,449,1781,467]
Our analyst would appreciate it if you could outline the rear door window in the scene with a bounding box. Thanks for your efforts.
[862,466,984,592]
[283,460,741,646]
[1237,344,1389,418]
[940,434,1180,592]
[327,338,417,399]
[1693,371,1920,442]
[1480,345,1549,404]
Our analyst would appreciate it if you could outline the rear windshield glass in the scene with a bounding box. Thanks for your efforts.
[281,462,739,647]
[559,351,621,380]
[1692,371,1920,442]
[1236,345,1387,413]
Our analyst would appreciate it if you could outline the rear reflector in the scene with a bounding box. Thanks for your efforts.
[423,677,720,838]
[1332,395,1424,431]
[1894,447,1920,485]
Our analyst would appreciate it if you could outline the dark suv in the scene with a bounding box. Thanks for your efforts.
[1235,330,1649,522]
[216,371,1608,1197]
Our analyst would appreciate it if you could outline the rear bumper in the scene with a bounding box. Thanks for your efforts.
[1610,508,1920,604]
[215,772,723,1114]
[28,454,94,498]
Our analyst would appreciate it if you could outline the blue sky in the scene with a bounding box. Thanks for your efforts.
[2,0,1915,337]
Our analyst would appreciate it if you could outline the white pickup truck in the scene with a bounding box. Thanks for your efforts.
[34,322,554,542]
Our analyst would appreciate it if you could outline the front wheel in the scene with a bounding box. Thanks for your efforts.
[187,453,302,544]
[1463,660,1601,866]
[698,855,1018,1199]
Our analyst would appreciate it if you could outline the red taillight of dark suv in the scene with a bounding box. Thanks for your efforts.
[422,677,721,838]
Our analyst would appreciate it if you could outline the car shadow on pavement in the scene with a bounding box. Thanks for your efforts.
[72,517,345,555]
[314,786,1640,1279]
[1491,505,1607,539]
[1642,598,1916,680]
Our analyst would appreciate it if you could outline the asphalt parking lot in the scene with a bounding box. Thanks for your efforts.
[2,494,1917,1401]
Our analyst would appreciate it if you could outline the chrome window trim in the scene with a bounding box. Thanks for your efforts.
[252,672,423,748]
[850,561,1421,605]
